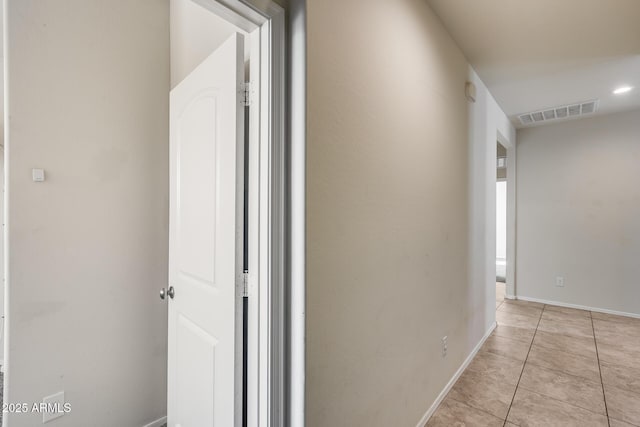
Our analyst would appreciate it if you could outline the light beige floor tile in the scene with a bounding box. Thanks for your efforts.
[527,344,601,383]
[542,309,594,326]
[604,384,640,426]
[594,317,640,336]
[498,302,543,319]
[598,344,640,371]
[480,334,531,362]
[506,388,608,427]
[608,417,638,427]
[448,368,517,420]
[466,351,524,386]
[497,310,540,330]
[493,323,536,344]
[544,304,591,318]
[519,363,606,415]
[533,330,597,358]
[591,311,640,326]
[537,317,594,339]
[593,319,640,344]
[503,299,545,309]
[601,361,640,395]
[426,396,504,427]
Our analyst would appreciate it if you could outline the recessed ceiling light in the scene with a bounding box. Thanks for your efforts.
[613,86,633,95]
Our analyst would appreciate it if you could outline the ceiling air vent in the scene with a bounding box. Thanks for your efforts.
[518,100,599,126]
[581,101,596,114]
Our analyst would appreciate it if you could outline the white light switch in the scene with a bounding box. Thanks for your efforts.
[32,169,45,182]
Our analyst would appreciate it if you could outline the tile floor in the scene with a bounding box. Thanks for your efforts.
[428,285,640,426]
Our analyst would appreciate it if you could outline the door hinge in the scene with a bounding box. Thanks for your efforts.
[241,82,252,106]
[242,271,250,297]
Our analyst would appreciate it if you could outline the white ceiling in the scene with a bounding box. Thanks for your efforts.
[426,0,640,128]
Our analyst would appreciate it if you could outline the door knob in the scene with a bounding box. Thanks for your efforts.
[160,286,175,300]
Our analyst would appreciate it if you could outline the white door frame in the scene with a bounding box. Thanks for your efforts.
[287,1,306,425]
[188,1,286,426]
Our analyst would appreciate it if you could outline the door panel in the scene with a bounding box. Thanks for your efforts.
[176,314,216,426]
[168,33,244,427]
[176,94,218,287]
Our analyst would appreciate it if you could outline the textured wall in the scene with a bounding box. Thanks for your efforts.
[306,0,477,425]
[5,1,169,425]
[517,110,640,315]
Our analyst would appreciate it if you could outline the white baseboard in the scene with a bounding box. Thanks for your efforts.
[142,416,167,427]
[415,322,497,427]
[516,296,640,319]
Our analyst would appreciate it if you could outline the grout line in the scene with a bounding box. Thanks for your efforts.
[502,304,545,426]
[522,358,601,385]
[526,340,597,363]
[591,311,611,427]
[515,386,609,418]
[446,395,507,423]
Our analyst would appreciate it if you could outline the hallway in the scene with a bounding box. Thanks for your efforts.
[428,299,640,426]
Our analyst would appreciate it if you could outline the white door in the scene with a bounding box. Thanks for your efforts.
[168,33,244,427]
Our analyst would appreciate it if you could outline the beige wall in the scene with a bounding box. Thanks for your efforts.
[466,68,517,325]
[307,0,482,425]
[517,110,640,315]
[5,1,169,425]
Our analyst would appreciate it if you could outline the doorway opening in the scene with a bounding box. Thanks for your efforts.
[1,1,285,426]
[496,141,507,310]
[166,1,285,426]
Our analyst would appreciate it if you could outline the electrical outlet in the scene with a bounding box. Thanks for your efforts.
[42,391,66,423]
[555,276,565,287]
[442,336,448,357]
